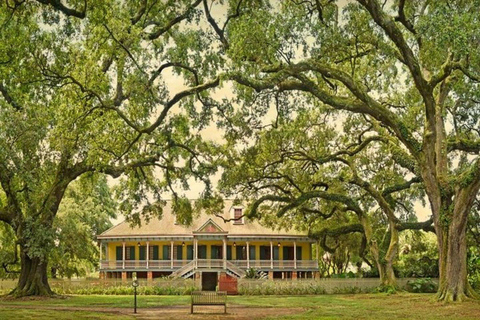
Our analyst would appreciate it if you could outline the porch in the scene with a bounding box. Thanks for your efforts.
[100,259,318,271]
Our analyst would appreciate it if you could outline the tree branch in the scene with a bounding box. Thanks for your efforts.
[144,0,202,40]
[309,223,364,240]
[0,83,21,111]
[397,217,435,233]
[35,0,86,19]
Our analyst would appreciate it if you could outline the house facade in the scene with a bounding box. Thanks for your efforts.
[97,201,319,288]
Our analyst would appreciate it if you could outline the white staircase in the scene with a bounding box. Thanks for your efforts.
[226,261,246,278]
[171,260,195,278]
[171,260,246,279]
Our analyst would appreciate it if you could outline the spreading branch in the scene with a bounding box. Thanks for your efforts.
[35,0,86,19]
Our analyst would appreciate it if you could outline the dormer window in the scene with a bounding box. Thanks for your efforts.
[233,208,244,225]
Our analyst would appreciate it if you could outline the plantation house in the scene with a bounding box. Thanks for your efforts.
[97,200,319,289]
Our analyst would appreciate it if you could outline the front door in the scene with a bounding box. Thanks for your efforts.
[202,272,218,291]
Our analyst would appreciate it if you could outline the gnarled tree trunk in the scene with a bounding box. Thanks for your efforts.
[435,200,480,301]
[9,246,54,297]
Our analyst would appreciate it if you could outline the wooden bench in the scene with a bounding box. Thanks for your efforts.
[191,291,227,314]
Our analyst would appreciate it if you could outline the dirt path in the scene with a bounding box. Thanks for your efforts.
[0,304,305,319]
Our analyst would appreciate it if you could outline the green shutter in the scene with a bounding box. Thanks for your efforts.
[139,246,146,260]
[273,247,279,260]
[296,246,302,261]
[198,245,207,259]
[249,245,256,260]
[187,245,193,260]
[153,246,159,260]
[260,246,272,260]
[129,246,135,260]
[236,246,243,260]
[227,246,232,260]
[176,245,183,260]
[163,245,170,260]
[116,246,122,260]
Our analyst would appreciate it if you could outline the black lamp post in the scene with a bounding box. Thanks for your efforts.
[132,272,138,314]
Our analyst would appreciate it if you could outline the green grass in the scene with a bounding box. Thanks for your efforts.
[0,309,133,320]
[1,294,480,319]
[0,295,190,308]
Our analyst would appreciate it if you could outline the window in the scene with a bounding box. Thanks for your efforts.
[233,208,244,224]
[125,246,135,260]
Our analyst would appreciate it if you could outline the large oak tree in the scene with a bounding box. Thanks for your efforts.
[219,0,480,300]
[0,0,229,296]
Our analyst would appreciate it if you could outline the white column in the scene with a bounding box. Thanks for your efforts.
[294,241,297,269]
[99,241,102,263]
[122,242,126,269]
[195,238,198,268]
[146,241,149,269]
[171,241,174,268]
[270,241,273,269]
[223,237,227,269]
[246,241,250,269]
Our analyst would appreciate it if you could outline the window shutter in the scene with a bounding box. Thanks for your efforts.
[227,246,232,260]
[273,247,279,260]
[261,246,271,260]
[127,246,135,260]
[249,245,256,260]
[116,246,123,260]
[176,245,183,260]
[139,246,146,260]
[236,246,244,260]
[296,246,302,261]
[163,245,170,260]
[198,245,207,259]
[152,245,159,260]
[187,245,193,260]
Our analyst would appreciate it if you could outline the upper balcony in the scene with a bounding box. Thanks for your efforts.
[100,259,319,271]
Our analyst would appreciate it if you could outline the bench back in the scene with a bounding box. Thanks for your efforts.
[191,291,227,304]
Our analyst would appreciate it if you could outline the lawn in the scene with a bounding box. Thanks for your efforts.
[1,293,480,319]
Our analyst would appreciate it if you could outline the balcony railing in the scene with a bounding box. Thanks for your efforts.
[100,260,191,270]
[101,259,318,271]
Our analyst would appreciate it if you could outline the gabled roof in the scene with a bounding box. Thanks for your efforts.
[98,199,310,239]
[195,219,225,233]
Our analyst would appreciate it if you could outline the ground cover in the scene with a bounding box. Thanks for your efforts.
[0,293,479,319]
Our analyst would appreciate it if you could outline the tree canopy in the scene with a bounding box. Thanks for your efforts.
[215,0,480,301]
[0,0,228,296]
[1,0,480,302]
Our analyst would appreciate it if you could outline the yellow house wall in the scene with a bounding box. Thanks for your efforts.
[105,240,311,260]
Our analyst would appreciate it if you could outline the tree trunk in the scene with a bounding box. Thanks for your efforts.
[436,214,479,301]
[427,181,480,301]
[360,215,397,288]
[9,249,54,297]
[381,224,398,288]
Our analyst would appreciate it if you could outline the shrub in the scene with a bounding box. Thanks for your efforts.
[373,285,397,294]
[405,278,437,293]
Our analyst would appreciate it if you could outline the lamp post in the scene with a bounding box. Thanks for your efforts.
[132,272,139,314]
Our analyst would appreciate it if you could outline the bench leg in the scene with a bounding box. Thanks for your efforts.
[191,303,193,314]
